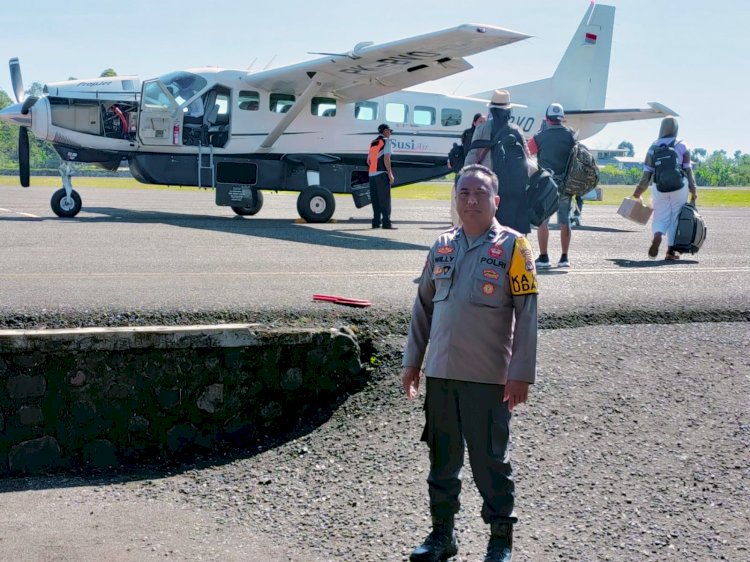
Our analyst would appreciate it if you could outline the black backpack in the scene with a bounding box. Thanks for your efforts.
[492,128,529,197]
[653,140,684,192]
[448,142,464,171]
[469,124,529,195]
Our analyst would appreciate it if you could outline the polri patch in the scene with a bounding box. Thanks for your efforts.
[437,245,454,255]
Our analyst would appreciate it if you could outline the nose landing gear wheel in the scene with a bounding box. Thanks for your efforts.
[51,188,82,218]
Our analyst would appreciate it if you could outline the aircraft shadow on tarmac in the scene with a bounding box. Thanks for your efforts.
[608,258,700,267]
[1,207,432,252]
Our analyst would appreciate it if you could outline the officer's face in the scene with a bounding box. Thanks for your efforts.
[456,173,499,233]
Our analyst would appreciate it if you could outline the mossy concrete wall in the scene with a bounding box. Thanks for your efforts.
[0,324,363,475]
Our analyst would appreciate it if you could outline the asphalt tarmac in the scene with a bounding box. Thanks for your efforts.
[1,183,748,561]
[1,183,748,319]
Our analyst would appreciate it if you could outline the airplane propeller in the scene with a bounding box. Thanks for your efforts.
[9,57,38,187]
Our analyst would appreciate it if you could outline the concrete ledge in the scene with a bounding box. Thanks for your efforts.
[0,324,329,353]
[0,324,364,475]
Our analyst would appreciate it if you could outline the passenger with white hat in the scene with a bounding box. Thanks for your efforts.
[464,90,533,235]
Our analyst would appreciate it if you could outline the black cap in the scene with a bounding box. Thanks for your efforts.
[377,123,391,134]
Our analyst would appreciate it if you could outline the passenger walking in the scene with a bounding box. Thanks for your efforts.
[528,103,577,268]
[632,117,698,260]
[465,90,533,235]
[367,123,396,229]
[402,164,538,562]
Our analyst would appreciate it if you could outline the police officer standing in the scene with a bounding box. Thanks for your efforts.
[402,164,538,562]
[528,103,577,268]
[367,123,396,229]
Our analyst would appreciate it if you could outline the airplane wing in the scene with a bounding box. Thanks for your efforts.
[244,24,530,101]
[566,102,678,124]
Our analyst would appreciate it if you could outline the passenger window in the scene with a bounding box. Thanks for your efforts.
[270,93,295,113]
[238,90,260,111]
[311,96,337,117]
[414,105,436,126]
[386,103,407,123]
[355,101,378,121]
[441,108,462,126]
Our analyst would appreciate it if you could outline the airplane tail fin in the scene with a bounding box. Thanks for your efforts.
[472,3,614,111]
[470,4,676,138]
[550,3,614,110]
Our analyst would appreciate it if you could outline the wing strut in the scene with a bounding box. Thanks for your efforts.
[258,74,324,151]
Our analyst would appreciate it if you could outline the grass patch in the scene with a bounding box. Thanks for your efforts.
[393,182,750,207]
[23,176,206,192]
[19,176,750,207]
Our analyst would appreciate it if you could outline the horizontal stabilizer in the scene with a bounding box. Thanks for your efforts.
[566,102,678,125]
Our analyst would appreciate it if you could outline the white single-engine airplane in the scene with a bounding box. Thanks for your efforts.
[0,3,672,222]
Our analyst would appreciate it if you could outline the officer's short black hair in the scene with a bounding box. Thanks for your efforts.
[377,123,392,134]
[456,164,499,195]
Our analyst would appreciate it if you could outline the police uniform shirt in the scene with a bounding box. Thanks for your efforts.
[402,220,538,385]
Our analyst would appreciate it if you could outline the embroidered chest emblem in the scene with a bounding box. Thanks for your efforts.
[488,244,504,259]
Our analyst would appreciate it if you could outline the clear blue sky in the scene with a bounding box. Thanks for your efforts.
[0,0,742,158]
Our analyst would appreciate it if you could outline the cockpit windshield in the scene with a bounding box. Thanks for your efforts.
[157,71,208,105]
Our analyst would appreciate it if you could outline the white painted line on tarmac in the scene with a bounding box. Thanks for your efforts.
[1,267,749,279]
[562,267,750,275]
[0,207,40,218]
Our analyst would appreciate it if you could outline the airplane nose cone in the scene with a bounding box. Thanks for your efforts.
[0,102,32,127]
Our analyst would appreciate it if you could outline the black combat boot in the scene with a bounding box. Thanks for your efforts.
[409,515,458,562]
[484,522,513,562]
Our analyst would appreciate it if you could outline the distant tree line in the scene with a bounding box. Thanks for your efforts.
[600,142,750,186]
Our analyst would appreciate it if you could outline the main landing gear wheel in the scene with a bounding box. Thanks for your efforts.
[51,188,82,218]
[231,190,264,216]
[296,186,335,223]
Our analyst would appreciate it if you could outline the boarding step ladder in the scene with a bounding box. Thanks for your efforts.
[197,142,215,188]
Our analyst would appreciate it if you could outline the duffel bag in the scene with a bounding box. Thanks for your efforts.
[527,168,559,227]
[673,202,707,254]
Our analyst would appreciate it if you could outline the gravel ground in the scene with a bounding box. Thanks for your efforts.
[3,320,747,561]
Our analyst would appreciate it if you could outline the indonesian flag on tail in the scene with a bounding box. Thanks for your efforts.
[585,0,598,42]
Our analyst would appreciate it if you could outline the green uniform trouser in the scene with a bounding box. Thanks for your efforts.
[422,377,517,524]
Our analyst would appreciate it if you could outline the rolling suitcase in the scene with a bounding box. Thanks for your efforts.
[673,203,706,254]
